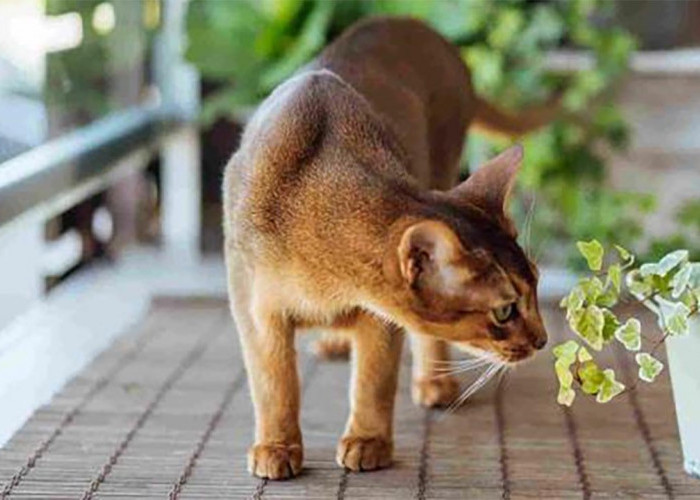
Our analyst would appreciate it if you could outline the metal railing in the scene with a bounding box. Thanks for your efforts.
[0,105,178,233]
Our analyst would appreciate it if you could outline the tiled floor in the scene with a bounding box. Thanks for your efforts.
[1,297,698,499]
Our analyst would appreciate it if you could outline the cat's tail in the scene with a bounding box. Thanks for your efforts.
[471,95,561,137]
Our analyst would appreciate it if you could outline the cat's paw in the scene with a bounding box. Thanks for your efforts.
[336,436,393,472]
[248,442,303,480]
[312,336,351,360]
[412,375,459,408]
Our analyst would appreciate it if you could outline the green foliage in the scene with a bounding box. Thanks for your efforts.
[596,369,625,403]
[635,353,664,383]
[577,239,605,271]
[46,0,157,123]
[185,0,580,119]
[614,318,641,351]
[553,339,579,406]
[185,0,699,264]
[569,304,605,351]
[554,241,700,406]
[657,297,691,336]
[552,337,626,406]
[184,0,665,262]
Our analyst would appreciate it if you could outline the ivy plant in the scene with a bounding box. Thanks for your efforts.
[555,241,700,406]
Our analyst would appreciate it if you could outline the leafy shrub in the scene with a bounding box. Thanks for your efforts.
[185,0,697,265]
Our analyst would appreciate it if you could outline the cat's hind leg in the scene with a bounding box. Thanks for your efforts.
[311,331,351,360]
[337,313,403,472]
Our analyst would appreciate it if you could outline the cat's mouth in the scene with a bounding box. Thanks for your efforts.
[452,341,536,365]
[501,347,535,364]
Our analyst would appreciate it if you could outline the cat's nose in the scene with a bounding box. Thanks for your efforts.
[532,335,547,350]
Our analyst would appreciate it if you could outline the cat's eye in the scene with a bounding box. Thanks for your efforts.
[492,303,517,324]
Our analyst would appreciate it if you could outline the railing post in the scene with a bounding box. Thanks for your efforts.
[160,126,202,262]
[154,0,202,262]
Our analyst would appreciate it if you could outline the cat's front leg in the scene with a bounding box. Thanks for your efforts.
[410,335,459,408]
[235,303,303,480]
[337,314,403,472]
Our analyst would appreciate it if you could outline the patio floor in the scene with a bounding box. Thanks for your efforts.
[0,296,698,499]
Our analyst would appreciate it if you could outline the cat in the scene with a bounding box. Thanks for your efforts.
[223,17,549,480]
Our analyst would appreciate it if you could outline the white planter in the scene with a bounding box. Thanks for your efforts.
[666,318,700,479]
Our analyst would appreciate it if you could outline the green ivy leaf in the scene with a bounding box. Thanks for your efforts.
[553,339,579,364]
[657,297,690,336]
[614,318,641,351]
[657,250,689,276]
[643,250,689,278]
[639,262,658,277]
[553,340,579,406]
[578,360,605,395]
[577,239,604,271]
[596,369,625,403]
[579,276,604,303]
[555,359,574,386]
[601,309,620,342]
[596,287,618,308]
[689,263,700,288]
[560,286,584,315]
[558,385,576,406]
[555,356,576,406]
[570,305,605,351]
[635,352,664,383]
[577,346,592,363]
[607,264,622,293]
[671,263,692,299]
[679,289,698,310]
[626,269,653,301]
[614,244,633,264]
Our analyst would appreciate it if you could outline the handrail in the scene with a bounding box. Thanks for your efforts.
[0,104,179,230]
[546,48,700,75]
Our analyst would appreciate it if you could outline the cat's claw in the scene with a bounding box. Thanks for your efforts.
[248,443,303,480]
[412,375,460,408]
[336,436,393,472]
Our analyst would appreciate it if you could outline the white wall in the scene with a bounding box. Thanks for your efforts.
[0,223,43,329]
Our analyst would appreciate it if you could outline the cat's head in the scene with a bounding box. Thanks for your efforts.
[384,145,547,364]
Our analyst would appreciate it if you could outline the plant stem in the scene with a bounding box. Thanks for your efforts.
[650,332,670,356]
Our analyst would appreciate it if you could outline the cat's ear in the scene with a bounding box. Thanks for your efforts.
[448,144,523,236]
[397,220,470,295]
[396,220,517,314]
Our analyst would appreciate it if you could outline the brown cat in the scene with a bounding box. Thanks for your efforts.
[223,17,548,480]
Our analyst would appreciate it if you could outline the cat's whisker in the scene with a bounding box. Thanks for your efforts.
[432,361,491,378]
[433,365,489,376]
[531,234,551,267]
[443,362,502,416]
[430,357,485,365]
[444,368,497,415]
[523,195,537,259]
[497,364,509,386]
[432,358,490,372]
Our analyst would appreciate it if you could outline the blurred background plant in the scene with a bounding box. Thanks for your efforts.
[40,0,162,285]
[45,0,160,127]
[185,0,700,268]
